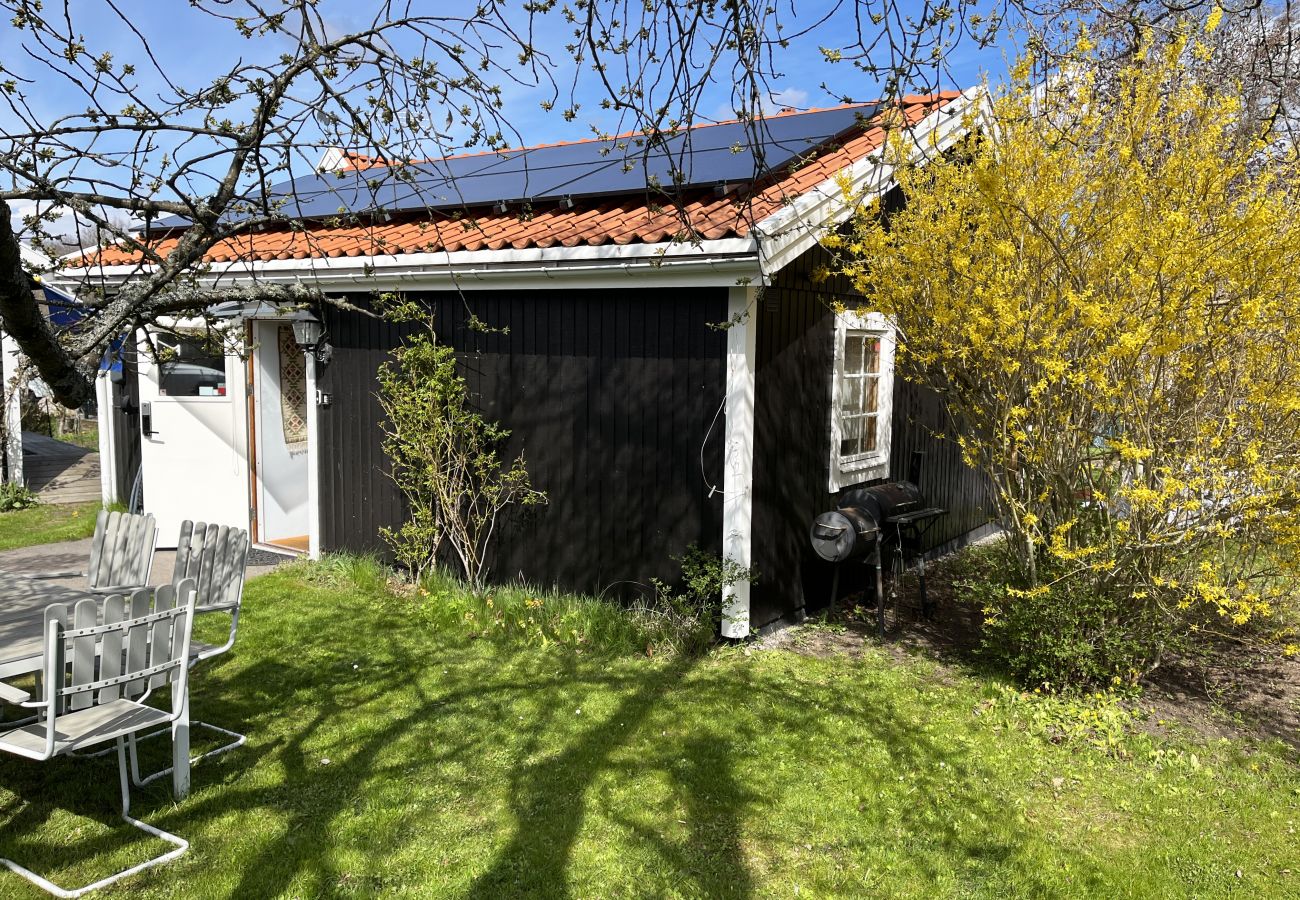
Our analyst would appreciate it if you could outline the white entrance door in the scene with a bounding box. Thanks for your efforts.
[136,329,250,547]
[250,320,310,551]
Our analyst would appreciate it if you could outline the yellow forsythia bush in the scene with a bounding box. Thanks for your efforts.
[839,25,1300,685]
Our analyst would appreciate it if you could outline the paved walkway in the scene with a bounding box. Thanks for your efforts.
[0,537,292,590]
[21,431,101,505]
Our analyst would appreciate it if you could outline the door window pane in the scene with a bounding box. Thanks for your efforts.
[159,336,227,397]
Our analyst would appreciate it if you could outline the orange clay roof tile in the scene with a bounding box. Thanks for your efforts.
[84,93,960,268]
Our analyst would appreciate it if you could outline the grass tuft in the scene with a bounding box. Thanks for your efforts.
[410,566,700,657]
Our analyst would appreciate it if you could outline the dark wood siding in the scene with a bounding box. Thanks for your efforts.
[318,288,727,597]
[749,245,992,630]
[109,340,142,506]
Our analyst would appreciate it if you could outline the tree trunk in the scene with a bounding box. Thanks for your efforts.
[0,201,94,409]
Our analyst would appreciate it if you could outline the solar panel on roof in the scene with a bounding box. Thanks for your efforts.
[152,104,878,231]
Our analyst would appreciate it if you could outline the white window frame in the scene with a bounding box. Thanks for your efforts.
[828,309,895,492]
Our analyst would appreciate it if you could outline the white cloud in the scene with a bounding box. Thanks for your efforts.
[8,201,79,243]
[767,87,810,111]
[8,200,138,252]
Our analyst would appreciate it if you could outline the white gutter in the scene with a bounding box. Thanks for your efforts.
[48,236,765,293]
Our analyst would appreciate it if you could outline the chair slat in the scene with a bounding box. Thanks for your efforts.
[108,512,126,585]
[198,523,219,603]
[110,514,138,585]
[175,521,192,576]
[98,594,127,702]
[69,599,99,711]
[87,509,109,587]
[124,589,152,699]
[43,603,69,631]
[210,530,231,607]
[147,582,178,689]
[109,513,131,585]
[136,517,157,585]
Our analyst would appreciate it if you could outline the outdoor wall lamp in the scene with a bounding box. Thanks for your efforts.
[292,317,332,365]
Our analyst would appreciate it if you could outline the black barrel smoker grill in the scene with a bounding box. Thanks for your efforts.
[809,452,947,636]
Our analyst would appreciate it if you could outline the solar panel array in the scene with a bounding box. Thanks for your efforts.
[154,104,877,230]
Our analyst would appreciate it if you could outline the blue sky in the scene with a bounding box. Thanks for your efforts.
[2,1,1019,239]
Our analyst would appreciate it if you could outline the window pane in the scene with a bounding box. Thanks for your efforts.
[843,377,863,414]
[160,337,227,397]
[864,416,878,453]
[864,337,881,373]
[865,376,879,413]
[840,416,862,457]
[845,335,865,375]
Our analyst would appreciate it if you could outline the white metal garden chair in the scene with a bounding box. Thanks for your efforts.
[28,510,157,594]
[0,579,197,898]
[130,520,250,786]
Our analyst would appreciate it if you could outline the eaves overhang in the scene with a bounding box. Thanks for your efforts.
[48,236,765,294]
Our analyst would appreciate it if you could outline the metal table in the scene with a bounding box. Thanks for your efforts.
[0,574,191,797]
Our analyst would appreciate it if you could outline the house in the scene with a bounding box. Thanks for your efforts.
[53,91,993,636]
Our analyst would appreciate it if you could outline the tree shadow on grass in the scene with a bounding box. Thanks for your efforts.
[0,582,1114,898]
[461,656,756,899]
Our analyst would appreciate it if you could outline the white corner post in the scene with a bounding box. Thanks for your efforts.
[1,333,23,486]
[95,370,118,505]
[721,285,758,639]
[305,351,322,559]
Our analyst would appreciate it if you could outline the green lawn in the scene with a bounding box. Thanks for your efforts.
[53,423,100,453]
[0,502,101,551]
[0,559,1297,897]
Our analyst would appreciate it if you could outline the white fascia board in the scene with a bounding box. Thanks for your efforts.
[753,87,987,275]
[48,236,764,294]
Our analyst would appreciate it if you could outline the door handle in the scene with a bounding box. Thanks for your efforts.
[141,401,156,437]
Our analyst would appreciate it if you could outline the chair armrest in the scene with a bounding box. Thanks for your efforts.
[198,601,240,613]
[90,583,149,594]
[0,681,31,705]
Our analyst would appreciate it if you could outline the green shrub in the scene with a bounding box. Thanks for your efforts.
[647,545,758,656]
[19,404,51,436]
[0,482,40,512]
[376,308,544,588]
[953,542,1173,690]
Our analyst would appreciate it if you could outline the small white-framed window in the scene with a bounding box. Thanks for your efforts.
[829,309,895,492]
